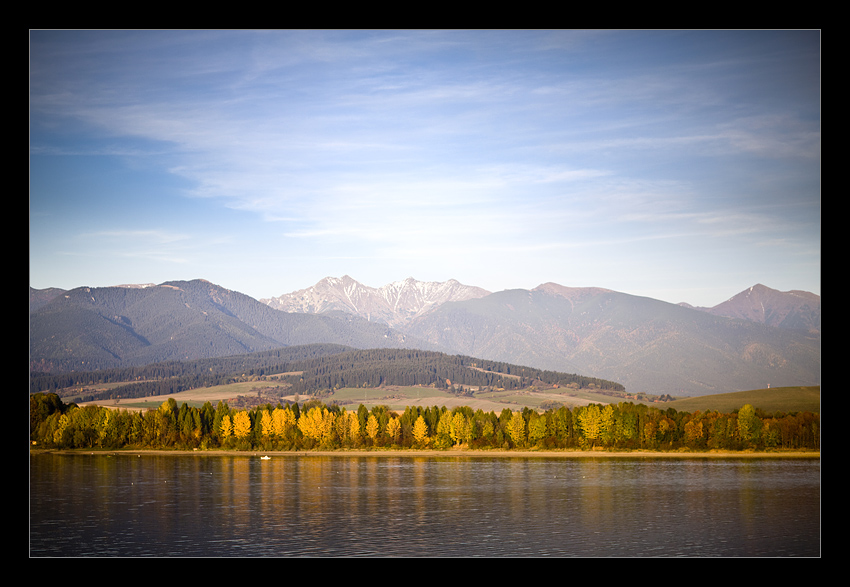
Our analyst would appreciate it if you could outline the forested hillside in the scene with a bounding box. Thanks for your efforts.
[30,345,624,404]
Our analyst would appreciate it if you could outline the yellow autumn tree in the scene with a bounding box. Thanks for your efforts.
[53,413,70,445]
[508,411,526,447]
[219,414,233,440]
[297,407,319,442]
[450,411,470,446]
[333,409,351,443]
[347,411,362,445]
[577,404,602,446]
[366,414,380,443]
[684,419,704,448]
[272,406,295,438]
[386,417,401,445]
[260,410,274,438]
[413,415,429,446]
[233,411,252,440]
[600,404,616,445]
[298,406,335,445]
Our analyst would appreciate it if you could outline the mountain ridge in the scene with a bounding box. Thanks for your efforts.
[30,278,820,396]
[260,275,491,328]
[694,283,820,332]
[402,286,819,396]
[29,279,444,373]
[257,277,820,334]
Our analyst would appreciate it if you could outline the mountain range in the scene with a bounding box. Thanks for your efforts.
[29,279,441,374]
[260,275,490,329]
[29,277,820,396]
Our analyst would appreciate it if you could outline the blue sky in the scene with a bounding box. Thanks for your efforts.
[30,30,820,307]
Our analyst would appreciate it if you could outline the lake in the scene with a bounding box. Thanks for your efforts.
[29,452,820,557]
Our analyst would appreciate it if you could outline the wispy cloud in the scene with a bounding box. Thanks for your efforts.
[29,30,821,305]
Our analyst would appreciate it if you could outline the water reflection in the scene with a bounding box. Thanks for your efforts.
[30,454,820,557]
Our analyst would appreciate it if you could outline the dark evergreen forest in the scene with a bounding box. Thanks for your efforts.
[30,344,624,403]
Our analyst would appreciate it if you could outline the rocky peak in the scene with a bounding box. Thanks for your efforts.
[261,276,490,328]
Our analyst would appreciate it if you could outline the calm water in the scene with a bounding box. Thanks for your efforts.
[29,453,820,557]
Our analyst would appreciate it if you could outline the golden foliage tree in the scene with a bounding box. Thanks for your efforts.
[347,411,361,444]
[450,411,469,446]
[272,406,296,438]
[413,415,429,445]
[260,410,274,438]
[53,413,70,445]
[298,406,335,445]
[219,414,233,440]
[600,404,616,445]
[577,404,602,446]
[684,419,704,447]
[366,414,380,443]
[508,411,526,447]
[233,411,252,439]
[386,417,401,444]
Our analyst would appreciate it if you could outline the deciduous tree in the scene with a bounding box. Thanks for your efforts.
[366,414,380,443]
[413,415,429,445]
[577,404,602,446]
[260,410,274,438]
[528,412,547,446]
[450,411,470,446]
[386,417,401,444]
[347,411,362,445]
[272,406,295,438]
[233,411,252,439]
[219,414,233,440]
[508,411,526,447]
[737,404,761,447]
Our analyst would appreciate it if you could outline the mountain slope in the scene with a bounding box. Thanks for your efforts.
[29,280,441,373]
[403,284,821,396]
[260,275,490,328]
[29,286,67,312]
[694,283,821,332]
[30,278,821,398]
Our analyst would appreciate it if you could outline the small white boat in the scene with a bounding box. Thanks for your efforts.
[260,455,271,460]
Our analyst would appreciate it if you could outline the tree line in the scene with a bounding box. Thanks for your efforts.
[30,392,819,453]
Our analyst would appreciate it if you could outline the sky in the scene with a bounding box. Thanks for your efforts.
[29,30,820,308]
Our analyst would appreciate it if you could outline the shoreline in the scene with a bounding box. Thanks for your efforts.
[31,448,820,459]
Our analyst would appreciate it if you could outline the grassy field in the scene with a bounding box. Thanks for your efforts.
[81,382,615,413]
[665,386,820,414]
[77,380,820,416]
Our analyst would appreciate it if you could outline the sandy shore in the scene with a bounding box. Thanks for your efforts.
[32,448,820,459]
